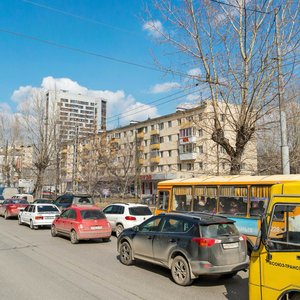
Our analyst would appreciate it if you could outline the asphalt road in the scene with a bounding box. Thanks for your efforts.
[0,217,249,300]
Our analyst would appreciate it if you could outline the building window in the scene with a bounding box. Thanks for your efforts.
[198,145,203,153]
[160,136,164,143]
[160,151,163,158]
[168,121,172,127]
[187,163,194,171]
[144,140,148,146]
[144,153,147,159]
[177,119,181,125]
[151,124,155,130]
[159,122,164,130]
[144,166,147,172]
[168,150,172,157]
[158,165,163,172]
[198,128,203,137]
[199,162,203,170]
[150,166,155,172]
[179,143,196,154]
[168,164,172,171]
[178,163,182,171]
[144,127,148,133]
[168,135,172,142]
[220,146,226,154]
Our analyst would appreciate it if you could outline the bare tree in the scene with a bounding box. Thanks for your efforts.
[20,90,58,198]
[145,0,299,174]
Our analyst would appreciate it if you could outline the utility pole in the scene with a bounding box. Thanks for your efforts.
[275,9,290,174]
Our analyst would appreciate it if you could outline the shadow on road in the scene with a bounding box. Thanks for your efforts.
[116,255,249,299]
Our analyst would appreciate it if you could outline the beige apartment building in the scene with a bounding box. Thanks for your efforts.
[60,100,258,196]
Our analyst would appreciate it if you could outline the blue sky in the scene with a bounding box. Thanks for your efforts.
[0,0,199,128]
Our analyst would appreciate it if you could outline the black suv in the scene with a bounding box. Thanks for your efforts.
[53,193,94,211]
[117,212,248,286]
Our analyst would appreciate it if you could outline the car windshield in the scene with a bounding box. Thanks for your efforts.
[201,223,239,238]
[6,199,27,204]
[37,205,59,213]
[80,210,106,220]
[129,206,152,216]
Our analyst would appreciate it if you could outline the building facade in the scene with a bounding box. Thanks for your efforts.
[60,101,258,196]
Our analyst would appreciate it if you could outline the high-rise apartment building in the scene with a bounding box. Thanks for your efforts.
[47,90,99,141]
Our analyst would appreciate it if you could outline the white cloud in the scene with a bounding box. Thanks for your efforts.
[10,77,160,129]
[150,82,180,94]
[143,20,163,38]
[187,68,201,77]
[0,102,13,115]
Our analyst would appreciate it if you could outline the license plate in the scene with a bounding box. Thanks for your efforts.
[91,226,102,230]
[45,216,54,219]
[223,242,239,249]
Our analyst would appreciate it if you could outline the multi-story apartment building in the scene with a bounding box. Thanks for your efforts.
[61,100,258,196]
[47,90,99,141]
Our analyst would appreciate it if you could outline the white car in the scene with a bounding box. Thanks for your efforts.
[18,203,60,229]
[102,203,152,237]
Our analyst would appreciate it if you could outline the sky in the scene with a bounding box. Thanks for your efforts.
[0,0,201,129]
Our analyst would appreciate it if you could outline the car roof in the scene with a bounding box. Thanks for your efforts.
[109,202,149,207]
[162,212,235,225]
[69,205,100,210]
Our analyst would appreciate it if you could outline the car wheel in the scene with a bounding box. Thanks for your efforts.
[291,293,300,300]
[119,241,133,265]
[171,256,193,286]
[102,237,110,242]
[51,225,57,237]
[18,216,22,225]
[70,230,78,244]
[4,211,8,220]
[30,220,37,230]
[116,224,124,237]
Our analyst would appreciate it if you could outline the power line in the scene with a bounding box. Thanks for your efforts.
[107,84,198,122]
[208,0,274,14]
[0,27,222,85]
[21,0,141,37]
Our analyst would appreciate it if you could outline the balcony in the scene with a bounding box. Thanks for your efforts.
[137,132,144,139]
[150,129,159,135]
[179,152,197,161]
[179,136,197,144]
[150,143,160,150]
[150,156,160,164]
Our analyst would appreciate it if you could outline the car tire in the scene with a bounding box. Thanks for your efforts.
[4,211,8,220]
[119,241,133,265]
[70,230,78,244]
[171,256,193,286]
[116,224,124,237]
[18,216,22,225]
[30,220,37,230]
[51,225,57,237]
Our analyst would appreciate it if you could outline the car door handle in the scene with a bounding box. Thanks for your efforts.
[168,238,176,243]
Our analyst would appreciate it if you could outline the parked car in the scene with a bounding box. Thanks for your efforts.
[33,198,54,204]
[0,199,29,219]
[51,205,112,244]
[117,212,249,286]
[11,194,34,203]
[53,193,94,211]
[18,203,60,229]
[103,203,152,237]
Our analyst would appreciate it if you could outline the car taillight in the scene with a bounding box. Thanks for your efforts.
[35,216,44,220]
[239,235,246,241]
[192,237,221,247]
[125,216,136,221]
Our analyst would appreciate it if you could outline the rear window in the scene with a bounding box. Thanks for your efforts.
[201,223,239,238]
[80,210,106,220]
[37,205,59,213]
[129,206,152,216]
[73,196,94,205]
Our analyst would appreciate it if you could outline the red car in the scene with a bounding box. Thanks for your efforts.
[0,199,29,219]
[51,205,112,244]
